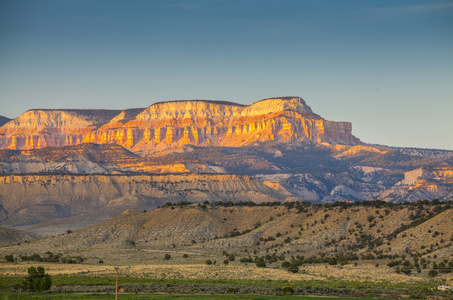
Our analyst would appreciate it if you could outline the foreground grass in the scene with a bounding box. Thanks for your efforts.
[2,294,383,300]
[1,274,444,299]
[0,274,437,289]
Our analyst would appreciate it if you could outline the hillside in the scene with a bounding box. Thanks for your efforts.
[0,142,451,235]
[0,142,452,203]
[154,143,453,202]
[30,201,452,257]
[0,226,40,247]
[2,201,451,284]
[0,173,287,234]
[0,143,211,174]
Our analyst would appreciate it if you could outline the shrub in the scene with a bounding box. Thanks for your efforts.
[282,286,294,294]
[400,267,412,275]
[287,264,299,273]
[5,254,14,262]
[205,260,213,265]
[228,254,235,261]
[223,260,229,265]
[240,257,253,263]
[164,254,171,260]
[125,239,136,247]
[256,259,266,268]
[428,269,438,277]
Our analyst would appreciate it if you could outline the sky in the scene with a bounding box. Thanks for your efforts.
[1,0,452,150]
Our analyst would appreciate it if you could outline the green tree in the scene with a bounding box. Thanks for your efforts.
[255,258,266,268]
[5,254,14,262]
[21,266,51,292]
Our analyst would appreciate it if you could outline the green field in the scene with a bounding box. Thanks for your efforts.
[2,275,443,300]
[1,274,445,299]
[2,294,383,300]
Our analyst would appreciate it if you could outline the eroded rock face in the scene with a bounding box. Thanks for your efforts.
[0,173,286,228]
[0,109,121,150]
[0,97,361,155]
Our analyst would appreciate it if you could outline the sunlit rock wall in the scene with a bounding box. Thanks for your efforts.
[0,97,361,155]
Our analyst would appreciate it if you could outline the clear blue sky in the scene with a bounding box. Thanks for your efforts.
[1,0,452,150]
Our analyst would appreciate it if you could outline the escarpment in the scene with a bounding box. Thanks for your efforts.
[0,97,361,155]
[0,173,287,228]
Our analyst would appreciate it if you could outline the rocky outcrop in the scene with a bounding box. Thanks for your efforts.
[278,166,453,203]
[379,167,453,202]
[0,109,121,150]
[0,97,361,155]
[1,141,451,204]
[334,145,383,159]
[0,143,223,174]
[396,148,453,158]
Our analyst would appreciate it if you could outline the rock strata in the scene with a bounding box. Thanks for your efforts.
[0,97,361,155]
[0,173,287,229]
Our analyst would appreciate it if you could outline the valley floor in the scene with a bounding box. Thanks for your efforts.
[1,260,452,299]
[0,260,446,284]
[0,294,396,300]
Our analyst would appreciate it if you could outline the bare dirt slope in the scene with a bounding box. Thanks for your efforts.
[0,173,287,234]
[8,202,451,262]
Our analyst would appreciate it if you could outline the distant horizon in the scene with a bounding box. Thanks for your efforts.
[1,0,452,150]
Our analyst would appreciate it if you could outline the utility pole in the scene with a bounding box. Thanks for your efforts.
[114,266,119,300]
[55,221,59,236]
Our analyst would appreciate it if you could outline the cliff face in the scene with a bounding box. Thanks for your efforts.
[0,97,361,155]
[0,173,286,229]
[0,109,121,150]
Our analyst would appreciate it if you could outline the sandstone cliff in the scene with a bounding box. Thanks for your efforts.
[0,97,361,155]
